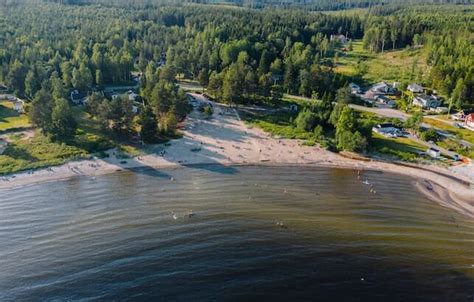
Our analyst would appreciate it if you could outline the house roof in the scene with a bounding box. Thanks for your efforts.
[415,94,434,101]
[377,123,396,128]
[371,82,389,91]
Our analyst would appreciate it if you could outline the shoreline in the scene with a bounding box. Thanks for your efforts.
[1,155,473,218]
[1,94,473,218]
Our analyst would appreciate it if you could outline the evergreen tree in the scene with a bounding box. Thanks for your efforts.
[29,90,54,134]
[335,106,367,152]
[139,106,159,144]
[50,98,77,141]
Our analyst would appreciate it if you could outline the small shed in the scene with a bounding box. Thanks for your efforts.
[427,147,441,158]
[13,99,25,113]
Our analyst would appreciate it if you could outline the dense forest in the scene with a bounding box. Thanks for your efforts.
[36,0,474,10]
[0,1,472,146]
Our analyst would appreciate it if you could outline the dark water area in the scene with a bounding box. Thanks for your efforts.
[0,165,473,301]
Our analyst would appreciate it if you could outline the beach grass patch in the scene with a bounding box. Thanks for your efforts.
[0,133,87,175]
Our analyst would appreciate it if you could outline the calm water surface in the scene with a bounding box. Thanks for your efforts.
[0,166,473,301]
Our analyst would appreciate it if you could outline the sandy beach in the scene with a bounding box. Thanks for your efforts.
[1,94,473,218]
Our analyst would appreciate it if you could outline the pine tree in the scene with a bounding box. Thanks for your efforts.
[139,106,158,144]
[50,98,77,141]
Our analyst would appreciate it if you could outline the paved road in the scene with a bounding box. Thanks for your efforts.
[348,103,410,120]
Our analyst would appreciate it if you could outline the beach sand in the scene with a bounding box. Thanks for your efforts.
[1,95,473,218]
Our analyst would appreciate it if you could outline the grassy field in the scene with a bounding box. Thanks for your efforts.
[0,101,30,131]
[0,133,88,175]
[423,117,474,145]
[371,132,427,162]
[335,40,429,85]
[241,111,330,148]
[242,111,310,139]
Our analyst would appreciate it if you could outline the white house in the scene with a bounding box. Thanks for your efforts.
[370,82,393,94]
[372,123,403,137]
[407,83,424,93]
[413,94,441,109]
[427,147,441,158]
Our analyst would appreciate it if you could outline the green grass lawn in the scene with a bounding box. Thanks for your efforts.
[281,94,317,107]
[423,117,474,145]
[0,101,30,131]
[436,138,474,159]
[0,133,88,175]
[371,132,427,162]
[241,111,326,144]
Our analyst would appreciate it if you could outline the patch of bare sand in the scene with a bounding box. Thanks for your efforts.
[414,180,474,219]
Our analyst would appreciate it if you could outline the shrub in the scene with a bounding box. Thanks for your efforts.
[295,109,318,132]
[420,128,439,142]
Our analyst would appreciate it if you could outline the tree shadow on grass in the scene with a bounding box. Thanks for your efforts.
[3,145,38,161]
